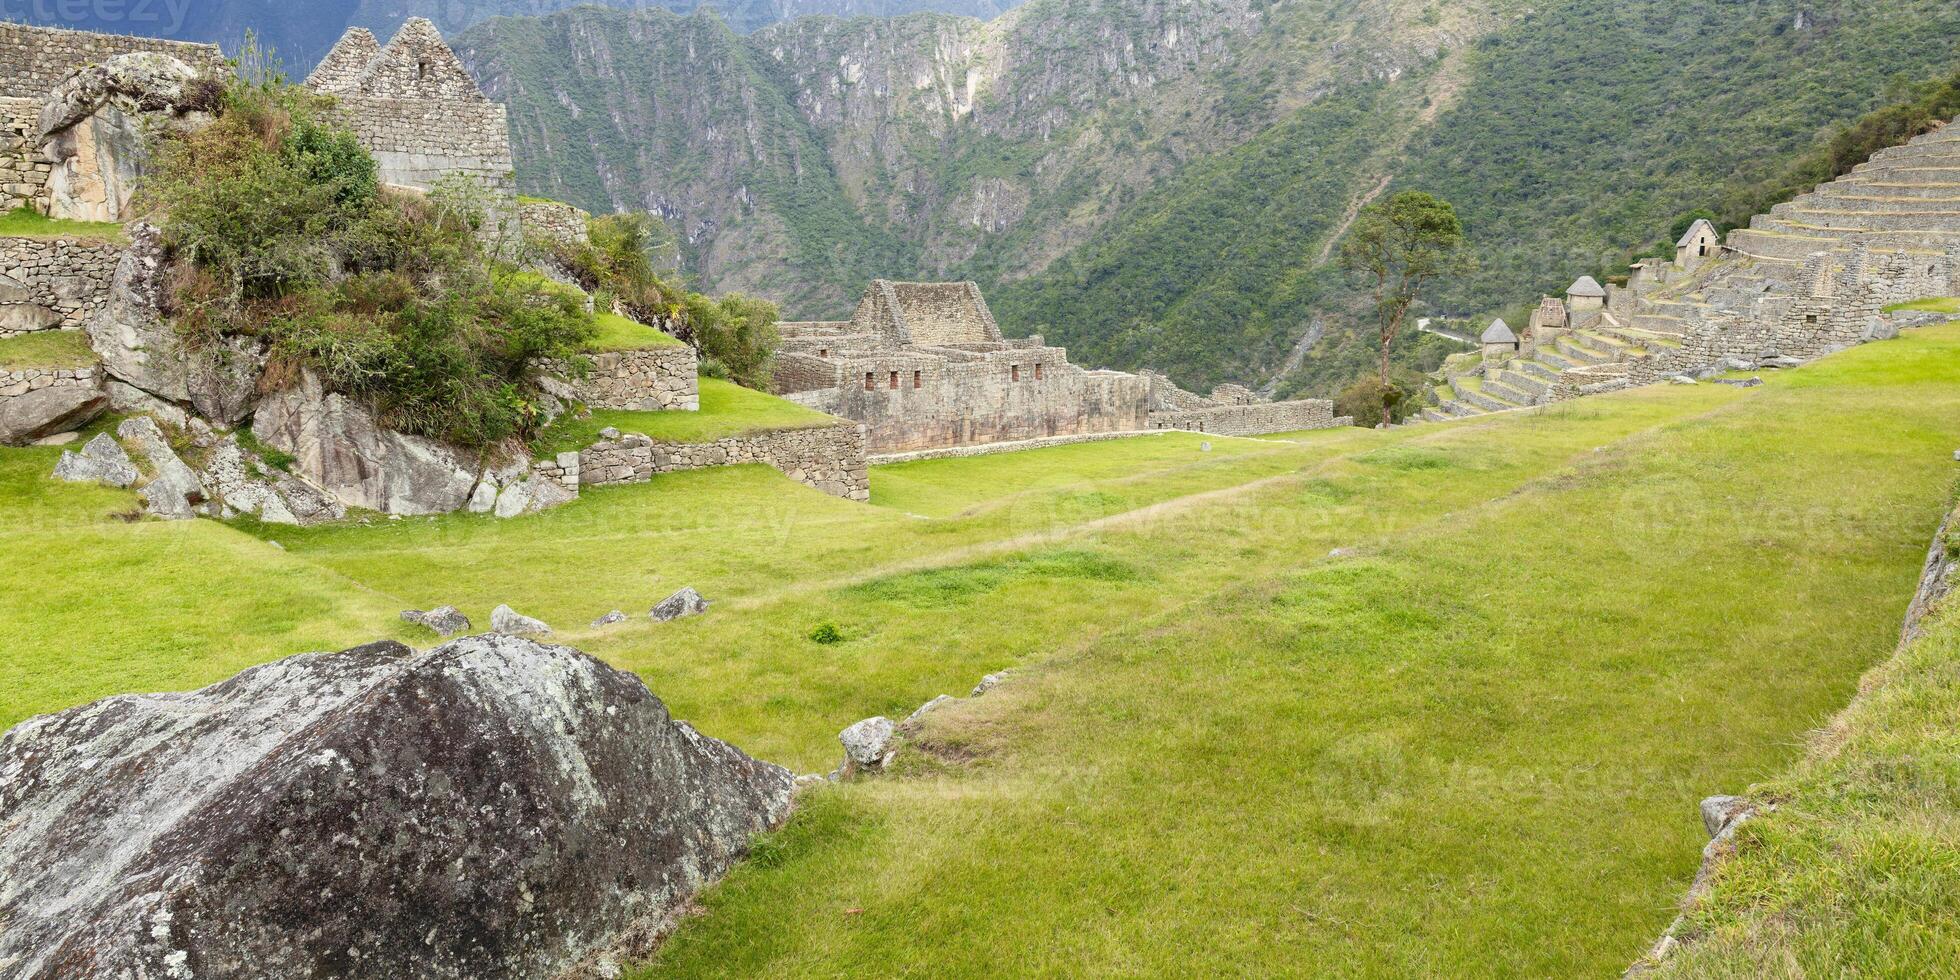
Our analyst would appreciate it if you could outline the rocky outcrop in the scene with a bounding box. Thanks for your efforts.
[253,369,481,516]
[0,378,104,445]
[1903,510,1955,646]
[0,635,796,980]
[117,414,206,519]
[491,603,551,635]
[51,432,138,487]
[36,52,210,223]
[838,715,896,775]
[88,225,266,425]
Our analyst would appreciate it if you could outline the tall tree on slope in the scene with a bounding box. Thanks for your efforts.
[1340,191,1469,427]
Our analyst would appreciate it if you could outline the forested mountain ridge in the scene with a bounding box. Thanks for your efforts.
[457,0,1487,320]
[459,0,1959,391]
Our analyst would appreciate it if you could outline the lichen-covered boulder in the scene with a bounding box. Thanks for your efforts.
[0,635,796,980]
[491,603,551,635]
[839,715,896,773]
[402,605,472,636]
[253,369,479,516]
[88,225,266,424]
[51,432,138,487]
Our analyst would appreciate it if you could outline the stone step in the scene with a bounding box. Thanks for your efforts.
[1813,180,1960,202]
[1520,360,1563,382]
[1834,167,1960,188]
[1437,400,1483,419]
[1482,379,1536,406]
[1867,141,1960,167]
[1535,350,1578,371]
[1747,217,1960,248]
[1726,228,1844,262]
[1632,313,1687,333]
[1763,207,1960,234]
[1495,370,1549,399]
[1782,192,1960,213]
[1554,335,1613,365]
[1417,409,1451,424]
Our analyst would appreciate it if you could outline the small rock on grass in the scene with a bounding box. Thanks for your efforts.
[491,604,551,636]
[650,587,709,623]
[402,606,472,636]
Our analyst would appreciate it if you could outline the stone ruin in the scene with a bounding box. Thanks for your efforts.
[1421,117,1960,422]
[773,279,1347,453]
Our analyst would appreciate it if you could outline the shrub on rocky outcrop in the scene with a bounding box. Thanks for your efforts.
[140,71,593,449]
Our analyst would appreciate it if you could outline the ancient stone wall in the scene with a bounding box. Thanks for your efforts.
[519,199,590,245]
[1,97,53,213]
[571,347,699,411]
[798,346,1151,453]
[1,364,100,400]
[869,429,1181,464]
[1148,399,1343,436]
[1,235,124,335]
[0,22,224,101]
[577,423,870,500]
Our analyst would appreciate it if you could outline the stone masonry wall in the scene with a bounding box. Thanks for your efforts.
[519,199,590,245]
[577,423,869,501]
[571,347,699,411]
[0,22,225,101]
[1,97,52,213]
[1,364,100,398]
[1,236,124,336]
[1148,399,1343,436]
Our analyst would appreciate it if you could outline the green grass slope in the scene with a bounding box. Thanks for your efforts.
[1651,506,1960,976]
[3,326,1958,973]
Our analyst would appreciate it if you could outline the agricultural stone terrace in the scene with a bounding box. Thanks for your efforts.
[1422,117,1960,423]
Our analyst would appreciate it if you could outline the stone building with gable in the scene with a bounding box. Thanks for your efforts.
[774,280,1344,452]
[306,18,518,239]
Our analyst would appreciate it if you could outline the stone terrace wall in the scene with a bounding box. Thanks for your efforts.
[0,22,224,101]
[1,364,100,399]
[577,423,870,500]
[1148,399,1344,436]
[1,236,124,336]
[519,199,590,245]
[1,97,52,213]
[572,347,699,411]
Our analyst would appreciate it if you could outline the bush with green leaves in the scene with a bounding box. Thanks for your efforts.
[145,72,591,449]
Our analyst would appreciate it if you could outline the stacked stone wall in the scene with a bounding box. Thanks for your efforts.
[819,347,1150,453]
[576,423,869,500]
[773,351,845,394]
[0,22,224,101]
[519,199,590,245]
[1147,399,1342,436]
[1,97,52,213]
[1,364,100,399]
[571,347,699,411]
[1,236,124,336]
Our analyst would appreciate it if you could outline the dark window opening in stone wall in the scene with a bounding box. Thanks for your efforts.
[1012,365,1021,382]
[913,371,922,389]
[819,348,829,358]
[864,372,875,391]
[1035,363,1044,381]
[889,371,899,390]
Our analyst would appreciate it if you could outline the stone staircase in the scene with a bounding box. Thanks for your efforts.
[1418,321,1681,422]
[1729,125,1960,263]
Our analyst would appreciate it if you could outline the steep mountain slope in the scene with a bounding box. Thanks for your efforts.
[458,0,1486,319]
[0,0,1018,71]
[461,0,1959,390]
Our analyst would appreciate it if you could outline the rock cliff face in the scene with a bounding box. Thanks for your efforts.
[456,0,1475,318]
[0,635,796,980]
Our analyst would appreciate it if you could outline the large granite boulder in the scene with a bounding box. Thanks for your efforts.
[88,225,265,424]
[253,370,481,516]
[0,383,105,446]
[37,53,206,223]
[0,635,796,979]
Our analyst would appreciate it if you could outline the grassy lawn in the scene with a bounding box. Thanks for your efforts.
[1884,296,1960,315]
[533,378,839,454]
[589,311,685,351]
[3,326,1959,974]
[0,330,95,369]
[1654,510,1960,976]
[0,206,124,241]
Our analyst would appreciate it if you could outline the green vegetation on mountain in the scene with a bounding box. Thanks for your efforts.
[459,0,1959,394]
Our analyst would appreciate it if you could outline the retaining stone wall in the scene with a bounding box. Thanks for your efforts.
[1147,399,1342,436]
[571,347,699,411]
[870,429,1183,464]
[1,364,99,398]
[0,22,224,101]
[578,423,869,500]
[519,199,590,245]
[1,97,52,213]
[1,236,124,336]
